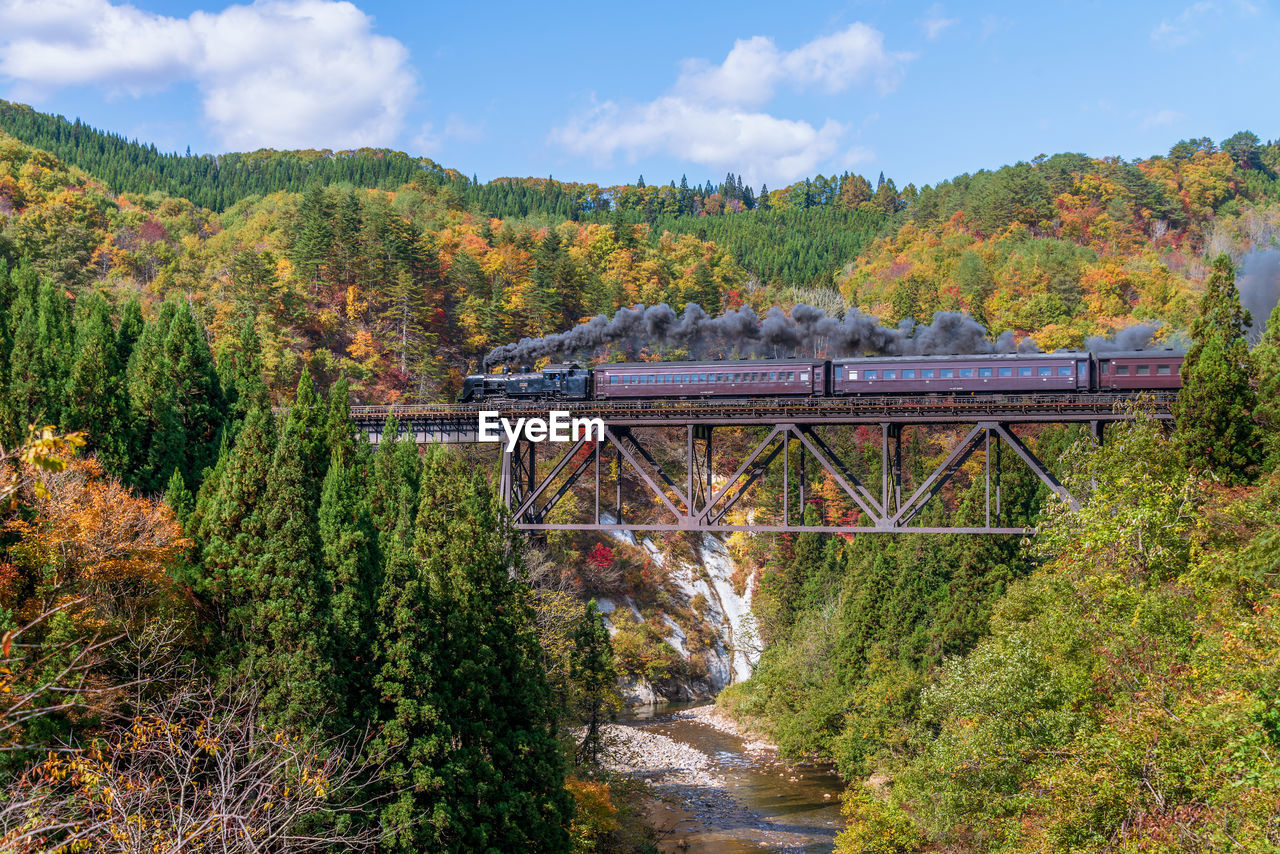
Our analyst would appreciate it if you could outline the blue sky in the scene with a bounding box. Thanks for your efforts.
[0,0,1275,190]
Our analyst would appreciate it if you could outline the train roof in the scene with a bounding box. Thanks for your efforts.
[834,349,1183,363]
[595,357,826,370]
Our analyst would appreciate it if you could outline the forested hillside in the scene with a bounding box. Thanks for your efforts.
[2,100,1280,852]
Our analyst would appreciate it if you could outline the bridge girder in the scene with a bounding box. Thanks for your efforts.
[352,393,1171,536]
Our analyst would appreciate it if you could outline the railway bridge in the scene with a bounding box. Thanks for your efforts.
[349,392,1174,536]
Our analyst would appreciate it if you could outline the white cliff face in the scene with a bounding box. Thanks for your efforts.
[595,515,756,701]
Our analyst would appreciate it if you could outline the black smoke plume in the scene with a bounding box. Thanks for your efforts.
[482,303,1175,369]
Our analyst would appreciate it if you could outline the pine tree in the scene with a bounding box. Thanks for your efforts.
[1175,254,1260,483]
[64,292,131,475]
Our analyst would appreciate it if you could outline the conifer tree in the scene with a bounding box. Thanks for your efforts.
[125,313,185,492]
[1175,254,1260,483]
[1252,301,1280,470]
[291,184,334,283]
[163,467,194,533]
[6,273,72,436]
[248,409,332,732]
[163,300,228,487]
[367,413,419,539]
[115,296,144,366]
[194,406,275,636]
[325,374,357,464]
[64,292,131,475]
[571,600,617,765]
[396,447,570,853]
[318,452,380,734]
[223,311,269,435]
[291,369,330,486]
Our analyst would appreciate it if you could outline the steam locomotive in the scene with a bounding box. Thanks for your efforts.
[458,351,1182,403]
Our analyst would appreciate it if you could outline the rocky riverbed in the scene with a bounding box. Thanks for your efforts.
[600,704,843,853]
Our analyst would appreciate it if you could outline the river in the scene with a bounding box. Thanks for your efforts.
[618,702,845,853]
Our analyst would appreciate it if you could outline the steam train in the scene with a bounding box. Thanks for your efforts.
[458,351,1183,403]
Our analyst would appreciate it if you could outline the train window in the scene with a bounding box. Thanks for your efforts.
[1116,365,1130,376]
[940,369,953,378]
[1019,367,1032,377]
[1037,367,1051,376]
[801,372,810,381]
[609,375,617,384]
[753,372,761,381]
[979,368,993,378]
[833,366,842,379]
[1057,366,1072,376]
[902,369,915,379]
[1136,365,1150,376]
[921,369,934,378]
[865,370,877,379]
[884,370,897,379]
[1157,365,1171,375]
[718,373,728,382]
[850,371,858,380]
[959,368,973,378]
[1101,362,1109,373]
[770,371,778,381]
[998,367,1012,377]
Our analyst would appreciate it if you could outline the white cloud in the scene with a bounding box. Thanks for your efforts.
[0,0,417,151]
[1141,108,1185,129]
[1151,1,1218,47]
[414,114,485,158]
[553,24,908,185]
[920,4,958,40]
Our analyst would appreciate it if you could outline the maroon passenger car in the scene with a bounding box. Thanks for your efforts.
[1095,350,1183,390]
[831,352,1092,395]
[593,359,827,399]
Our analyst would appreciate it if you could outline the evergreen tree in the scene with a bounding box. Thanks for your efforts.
[5,272,72,437]
[1175,254,1260,483]
[367,413,420,540]
[571,600,616,765]
[223,311,269,434]
[248,409,332,731]
[324,374,357,463]
[376,448,570,853]
[125,313,185,493]
[1253,301,1280,470]
[163,467,195,533]
[115,296,144,366]
[64,292,131,475]
[193,406,275,637]
[291,184,334,282]
[163,300,228,487]
[318,452,380,735]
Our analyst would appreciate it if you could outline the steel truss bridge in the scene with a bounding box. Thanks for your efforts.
[350,392,1174,536]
